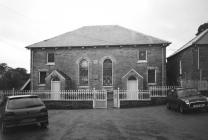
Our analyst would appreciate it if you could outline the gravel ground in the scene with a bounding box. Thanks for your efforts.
[1,106,208,140]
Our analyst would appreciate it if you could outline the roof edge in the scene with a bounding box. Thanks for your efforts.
[167,28,208,59]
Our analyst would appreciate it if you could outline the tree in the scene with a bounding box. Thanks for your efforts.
[196,22,208,36]
[0,63,11,74]
[0,63,29,90]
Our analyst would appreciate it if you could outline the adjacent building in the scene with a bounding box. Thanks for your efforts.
[167,29,208,85]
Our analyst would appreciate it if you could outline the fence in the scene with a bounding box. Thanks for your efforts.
[0,89,105,101]
[149,86,179,97]
[0,86,178,101]
[116,89,151,101]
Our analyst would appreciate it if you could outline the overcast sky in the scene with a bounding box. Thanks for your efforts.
[0,0,208,72]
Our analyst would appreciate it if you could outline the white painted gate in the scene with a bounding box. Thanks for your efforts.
[113,90,120,108]
[93,90,107,108]
[51,81,61,100]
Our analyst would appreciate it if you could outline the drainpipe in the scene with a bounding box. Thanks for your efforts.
[161,46,165,86]
[31,49,33,91]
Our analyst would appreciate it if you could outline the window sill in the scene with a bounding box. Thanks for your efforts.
[137,60,147,63]
[38,84,46,86]
[79,86,89,88]
[148,83,156,86]
[103,86,113,87]
[46,63,55,66]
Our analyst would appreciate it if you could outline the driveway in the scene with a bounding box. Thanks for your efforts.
[1,106,208,140]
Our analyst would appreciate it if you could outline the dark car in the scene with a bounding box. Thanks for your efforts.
[0,95,48,133]
[166,88,208,113]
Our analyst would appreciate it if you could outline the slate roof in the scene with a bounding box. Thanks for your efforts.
[26,25,170,48]
[168,28,208,58]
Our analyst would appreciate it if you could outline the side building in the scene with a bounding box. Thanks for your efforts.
[167,29,208,86]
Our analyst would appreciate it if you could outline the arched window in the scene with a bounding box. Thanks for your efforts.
[79,59,88,86]
[103,59,112,86]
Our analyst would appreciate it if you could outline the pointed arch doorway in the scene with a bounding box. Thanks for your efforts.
[51,77,61,100]
[127,76,138,99]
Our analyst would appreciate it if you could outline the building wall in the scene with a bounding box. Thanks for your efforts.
[199,45,208,80]
[167,45,202,85]
[31,45,166,90]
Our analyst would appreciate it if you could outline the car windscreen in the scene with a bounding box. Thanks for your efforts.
[7,97,44,109]
[177,89,198,98]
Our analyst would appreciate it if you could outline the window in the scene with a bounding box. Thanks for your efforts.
[47,53,55,64]
[39,71,46,84]
[148,69,156,84]
[137,50,147,62]
[103,59,112,86]
[79,59,88,86]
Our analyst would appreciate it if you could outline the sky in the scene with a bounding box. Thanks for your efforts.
[0,0,208,72]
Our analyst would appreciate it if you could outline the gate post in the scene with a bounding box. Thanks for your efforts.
[117,88,120,108]
[93,88,96,109]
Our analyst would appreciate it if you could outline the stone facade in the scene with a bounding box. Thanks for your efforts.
[167,29,208,85]
[30,45,167,90]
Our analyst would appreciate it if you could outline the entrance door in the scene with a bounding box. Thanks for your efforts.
[51,81,61,100]
[127,76,138,99]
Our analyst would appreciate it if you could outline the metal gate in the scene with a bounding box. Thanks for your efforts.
[93,90,107,108]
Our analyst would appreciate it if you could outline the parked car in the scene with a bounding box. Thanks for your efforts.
[166,88,208,113]
[0,95,48,133]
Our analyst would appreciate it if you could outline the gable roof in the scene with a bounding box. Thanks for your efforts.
[122,69,143,79]
[45,70,71,81]
[26,25,170,48]
[168,28,208,58]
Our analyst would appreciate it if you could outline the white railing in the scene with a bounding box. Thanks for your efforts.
[94,90,107,101]
[0,90,105,101]
[149,86,179,97]
[118,90,151,101]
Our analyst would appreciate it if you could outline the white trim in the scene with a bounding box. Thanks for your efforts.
[78,58,90,87]
[147,68,156,85]
[46,62,55,66]
[137,60,147,63]
[38,71,47,85]
[122,69,143,79]
[20,79,31,90]
[102,57,113,87]
[45,70,65,81]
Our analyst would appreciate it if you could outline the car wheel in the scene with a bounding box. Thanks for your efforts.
[166,103,171,110]
[179,105,185,113]
[1,122,7,134]
[40,122,48,128]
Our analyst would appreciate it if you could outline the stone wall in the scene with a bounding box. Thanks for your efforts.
[31,45,166,90]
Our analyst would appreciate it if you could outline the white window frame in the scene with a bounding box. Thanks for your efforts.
[147,68,156,85]
[137,50,147,63]
[46,53,55,65]
[39,71,47,86]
